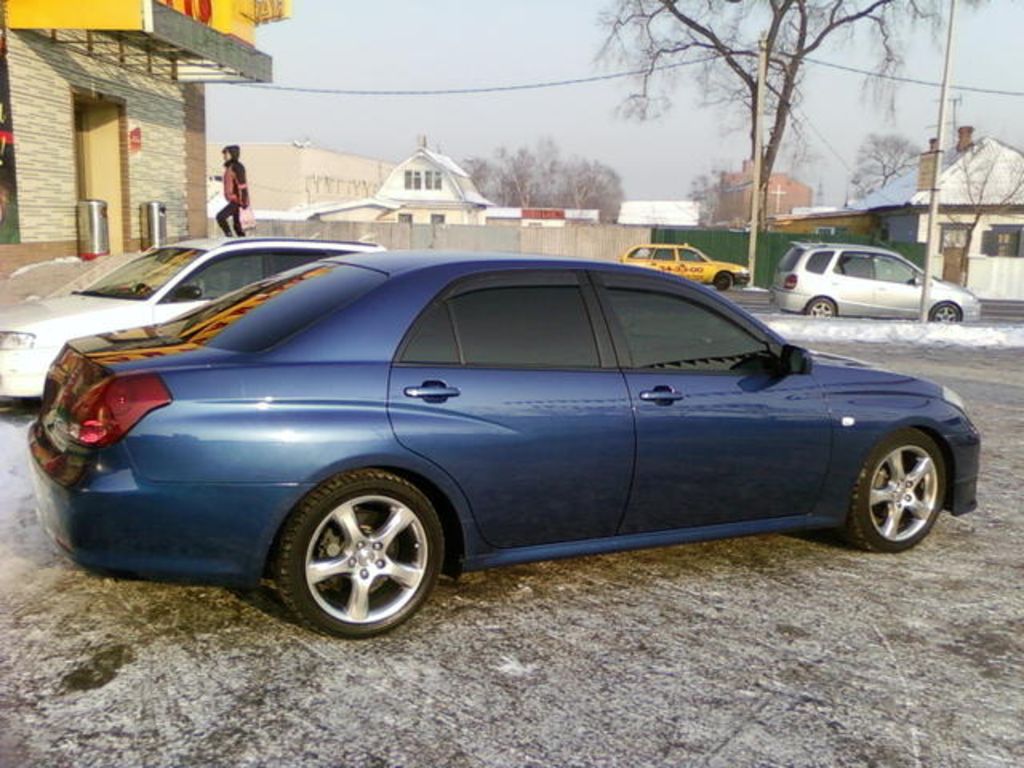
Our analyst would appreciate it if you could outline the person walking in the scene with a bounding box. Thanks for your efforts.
[216,145,249,237]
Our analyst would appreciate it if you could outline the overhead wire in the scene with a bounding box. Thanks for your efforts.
[231,54,1024,99]
[238,55,718,96]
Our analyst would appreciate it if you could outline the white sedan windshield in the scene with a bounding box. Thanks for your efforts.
[76,247,207,301]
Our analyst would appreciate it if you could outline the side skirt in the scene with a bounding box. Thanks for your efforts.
[461,514,839,572]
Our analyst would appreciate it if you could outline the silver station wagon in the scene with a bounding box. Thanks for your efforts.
[770,243,981,322]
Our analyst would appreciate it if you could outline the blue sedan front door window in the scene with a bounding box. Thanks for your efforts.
[390,276,635,549]
[602,282,833,532]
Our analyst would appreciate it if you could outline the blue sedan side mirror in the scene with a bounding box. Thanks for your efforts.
[781,344,813,375]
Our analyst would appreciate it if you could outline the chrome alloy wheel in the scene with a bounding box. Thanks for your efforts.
[867,446,940,542]
[930,303,962,323]
[304,495,428,624]
[807,299,836,317]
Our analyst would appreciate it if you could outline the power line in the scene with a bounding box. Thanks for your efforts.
[229,53,1024,99]
[237,55,718,96]
[802,56,1024,98]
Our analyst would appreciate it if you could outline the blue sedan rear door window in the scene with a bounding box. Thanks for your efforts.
[401,283,600,369]
[453,286,599,368]
[401,303,460,364]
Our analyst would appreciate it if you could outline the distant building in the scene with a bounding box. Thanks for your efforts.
[772,127,1024,300]
[313,145,493,225]
[1,0,285,270]
[485,207,599,228]
[206,142,394,218]
[617,201,700,227]
[851,127,1024,296]
[714,160,813,226]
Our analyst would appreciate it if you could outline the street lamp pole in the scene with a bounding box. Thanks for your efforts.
[920,0,959,322]
[747,35,768,285]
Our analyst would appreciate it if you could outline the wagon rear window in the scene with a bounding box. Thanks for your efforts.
[777,247,804,272]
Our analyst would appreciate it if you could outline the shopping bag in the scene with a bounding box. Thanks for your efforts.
[240,206,256,232]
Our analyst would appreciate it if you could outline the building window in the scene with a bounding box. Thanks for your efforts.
[424,171,443,191]
[981,227,1023,257]
[430,213,446,225]
[398,213,414,224]
[404,170,422,190]
[940,225,969,250]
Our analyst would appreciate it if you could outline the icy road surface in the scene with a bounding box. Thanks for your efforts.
[1,343,1021,768]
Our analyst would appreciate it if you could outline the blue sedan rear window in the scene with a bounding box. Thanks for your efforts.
[155,263,386,352]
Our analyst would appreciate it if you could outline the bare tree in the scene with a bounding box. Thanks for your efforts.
[602,1,936,228]
[465,140,624,221]
[688,172,723,225]
[851,133,919,197]
[944,139,1024,284]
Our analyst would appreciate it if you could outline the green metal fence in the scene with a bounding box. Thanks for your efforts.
[652,229,926,288]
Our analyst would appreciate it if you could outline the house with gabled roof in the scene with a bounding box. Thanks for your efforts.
[311,143,493,226]
[850,127,1024,299]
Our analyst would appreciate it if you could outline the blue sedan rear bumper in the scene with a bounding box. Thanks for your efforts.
[30,431,308,588]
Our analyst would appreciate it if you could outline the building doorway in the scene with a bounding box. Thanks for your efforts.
[73,94,126,255]
[940,224,970,285]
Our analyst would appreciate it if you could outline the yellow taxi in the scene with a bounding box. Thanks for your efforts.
[620,244,751,291]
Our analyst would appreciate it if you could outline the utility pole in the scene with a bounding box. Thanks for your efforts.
[921,0,958,322]
[747,35,768,285]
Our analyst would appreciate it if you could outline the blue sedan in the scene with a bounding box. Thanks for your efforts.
[30,252,981,637]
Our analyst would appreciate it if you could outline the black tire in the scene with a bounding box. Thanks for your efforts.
[272,469,443,638]
[804,296,838,318]
[712,271,735,291]
[842,429,946,553]
[928,301,963,323]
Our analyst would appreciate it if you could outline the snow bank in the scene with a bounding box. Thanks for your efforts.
[766,316,1024,348]
[9,256,81,278]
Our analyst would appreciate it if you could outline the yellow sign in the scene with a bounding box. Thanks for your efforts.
[8,0,291,45]
[250,0,292,24]
[7,1,146,31]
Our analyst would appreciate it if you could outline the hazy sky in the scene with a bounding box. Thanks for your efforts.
[207,1,1024,206]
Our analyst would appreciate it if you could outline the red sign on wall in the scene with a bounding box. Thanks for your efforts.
[128,125,142,154]
[522,208,566,220]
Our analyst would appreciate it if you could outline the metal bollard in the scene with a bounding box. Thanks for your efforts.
[76,199,109,261]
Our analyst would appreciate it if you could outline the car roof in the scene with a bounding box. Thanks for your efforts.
[168,237,384,252]
[792,241,903,256]
[324,249,653,277]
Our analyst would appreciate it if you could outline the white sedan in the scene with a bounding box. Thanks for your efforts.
[0,237,383,398]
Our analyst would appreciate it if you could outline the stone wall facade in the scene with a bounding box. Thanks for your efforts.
[1,8,199,274]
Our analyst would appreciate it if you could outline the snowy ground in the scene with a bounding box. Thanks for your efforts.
[766,315,1024,348]
[1,341,1021,767]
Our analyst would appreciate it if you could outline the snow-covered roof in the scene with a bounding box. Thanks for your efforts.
[420,147,473,179]
[383,147,493,208]
[853,137,1024,211]
[618,200,700,227]
[300,197,402,218]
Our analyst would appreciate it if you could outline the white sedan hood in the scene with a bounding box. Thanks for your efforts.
[0,294,155,347]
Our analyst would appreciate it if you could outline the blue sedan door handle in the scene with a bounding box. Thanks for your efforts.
[638,385,684,405]
[404,380,461,402]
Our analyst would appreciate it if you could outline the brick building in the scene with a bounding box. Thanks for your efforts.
[0,1,287,275]
[713,159,813,227]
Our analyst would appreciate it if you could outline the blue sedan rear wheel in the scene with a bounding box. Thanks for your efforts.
[843,429,946,553]
[272,470,444,638]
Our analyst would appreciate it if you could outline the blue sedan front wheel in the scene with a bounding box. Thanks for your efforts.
[843,429,946,553]
[272,470,444,638]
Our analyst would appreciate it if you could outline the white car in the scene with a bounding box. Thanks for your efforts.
[770,243,982,322]
[0,238,383,398]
